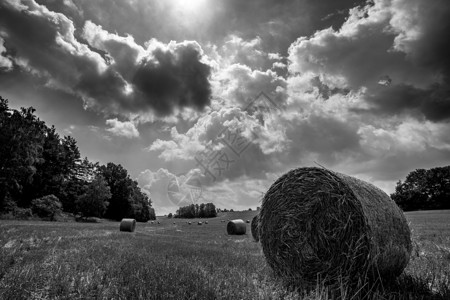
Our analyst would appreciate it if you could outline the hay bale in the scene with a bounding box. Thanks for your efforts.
[198,221,203,225]
[205,221,208,224]
[251,215,259,242]
[227,219,246,235]
[119,218,136,232]
[188,222,192,225]
[246,220,250,223]
[260,167,411,287]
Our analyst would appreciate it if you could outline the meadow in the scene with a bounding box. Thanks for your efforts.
[0,210,449,299]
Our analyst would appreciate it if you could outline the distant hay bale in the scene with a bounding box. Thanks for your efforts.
[188,222,192,225]
[150,221,154,224]
[260,167,412,288]
[251,215,259,242]
[198,221,203,225]
[227,219,247,235]
[119,218,136,232]
[205,221,208,224]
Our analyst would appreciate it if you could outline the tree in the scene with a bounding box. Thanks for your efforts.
[391,166,450,211]
[59,157,97,213]
[175,202,217,218]
[98,163,134,220]
[75,175,111,217]
[168,213,173,218]
[98,162,155,221]
[23,126,81,204]
[0,97,46,209]
[31,194,62,221]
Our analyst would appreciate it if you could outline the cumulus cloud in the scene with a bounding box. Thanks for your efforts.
[212,63,287,107]
[0,0,212,119]
[0,37,13,70]
[105,118,139,138]
[149,105,288,183]
[287,0,450,122]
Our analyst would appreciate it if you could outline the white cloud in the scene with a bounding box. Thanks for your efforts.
[105,118,139,138]
[0,36,13,70]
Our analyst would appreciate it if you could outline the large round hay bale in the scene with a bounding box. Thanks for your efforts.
[260,167,411,287]
[119,218,136,232]
[227,219,246,235]
[251,215,259,242]
[198,221,203,225]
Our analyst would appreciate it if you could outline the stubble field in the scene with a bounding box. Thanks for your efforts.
[1,210,449,299]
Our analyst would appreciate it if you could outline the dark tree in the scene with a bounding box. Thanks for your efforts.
[175,202,217,218]
[391,166,450,211]
[76,175,111,217]
[0,97,46,210]
[31,194,62,221]
[99,162,155,221]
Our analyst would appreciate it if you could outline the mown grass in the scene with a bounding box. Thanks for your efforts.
[0,210,449,299]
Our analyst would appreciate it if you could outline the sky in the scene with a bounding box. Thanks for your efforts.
[1,0,450,215]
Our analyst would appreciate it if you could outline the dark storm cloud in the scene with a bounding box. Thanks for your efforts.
[361,0,450,122]
[360,82,450,122]
[288,0,450,123]
[132,45,212,116]
[0,0,212,118]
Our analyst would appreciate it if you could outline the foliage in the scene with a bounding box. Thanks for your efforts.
[168,213,173,218]
[0,95,156,220]
[99,162,154,221]
[31,194,62,221]
[0,96,46,209]
[75,175,111,218]
[175,203,217,218]
[391,166,450,211]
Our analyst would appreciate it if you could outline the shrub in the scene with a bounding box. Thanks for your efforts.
[31,195,62,221]
[13,207,33,220]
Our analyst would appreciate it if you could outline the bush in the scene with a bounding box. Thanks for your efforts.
[31,194,62,221]
[13,207,32,220]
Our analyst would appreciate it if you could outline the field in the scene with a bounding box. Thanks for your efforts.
[1,210,449,299]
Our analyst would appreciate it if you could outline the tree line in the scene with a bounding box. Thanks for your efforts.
[0,96,155,221]
[391,166,450,211]
[175,203,217,218]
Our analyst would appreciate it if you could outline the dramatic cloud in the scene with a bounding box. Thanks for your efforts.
[288,0,450,122]
[132,41,212,116]
[105,118,139,138]
[0,37,13,70]
[2,0,450,215]
[0,0,212,119]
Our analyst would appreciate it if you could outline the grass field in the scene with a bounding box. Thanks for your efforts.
[1,210,449,299]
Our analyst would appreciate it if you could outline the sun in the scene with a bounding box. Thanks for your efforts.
[171,0,207,13]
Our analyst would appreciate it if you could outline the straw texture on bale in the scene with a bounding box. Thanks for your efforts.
[259,167,411,287]
[251,215,260,242]
[119,218,136,232]
[227,219,247,235]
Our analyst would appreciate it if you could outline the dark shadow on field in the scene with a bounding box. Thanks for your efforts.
[381,274,450,300]
[273,272,449,300]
